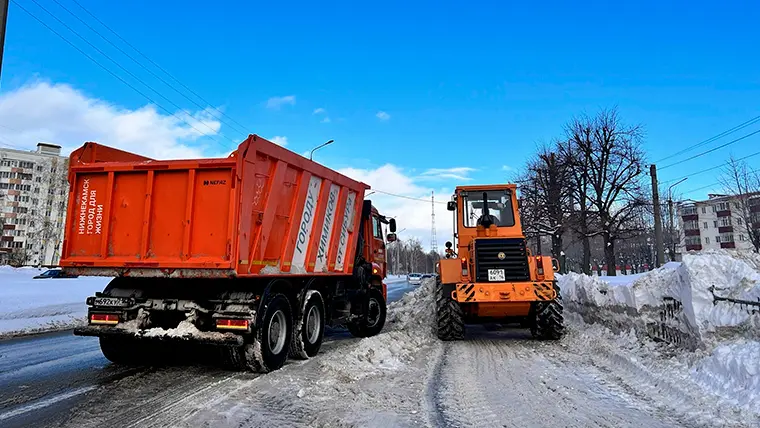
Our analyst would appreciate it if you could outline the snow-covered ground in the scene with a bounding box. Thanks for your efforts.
[560,250,760,420]
[0,267,110,338]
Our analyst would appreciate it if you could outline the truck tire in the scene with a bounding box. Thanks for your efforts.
[289,291,325,359]
[347,288,386,338]
[531,284,565,340]
[436,282,465,340]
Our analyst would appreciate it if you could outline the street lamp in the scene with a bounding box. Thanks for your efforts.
[309,139,334,161]
[667,177,688,261]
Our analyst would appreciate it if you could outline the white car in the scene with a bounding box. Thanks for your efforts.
[407,273,423,285]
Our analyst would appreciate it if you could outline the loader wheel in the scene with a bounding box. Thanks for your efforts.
[226,293,293,373]
[289,291,325,359]
[436,282,465,340]
[347,288,386,338]
[531,284,565,341]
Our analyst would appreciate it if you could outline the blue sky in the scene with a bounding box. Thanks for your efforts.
[2,0,760,244]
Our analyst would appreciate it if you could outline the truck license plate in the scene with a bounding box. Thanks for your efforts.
[93,297,130,307]
[487,269,505,282]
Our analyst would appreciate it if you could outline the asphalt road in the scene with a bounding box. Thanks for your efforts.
[0,280,415,428]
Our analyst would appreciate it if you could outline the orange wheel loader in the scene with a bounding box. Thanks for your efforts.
[435,184,565,340]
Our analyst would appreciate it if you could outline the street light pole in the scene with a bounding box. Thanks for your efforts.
[667,177,688,261]
[0,0,9,83]
[309,139,334,161]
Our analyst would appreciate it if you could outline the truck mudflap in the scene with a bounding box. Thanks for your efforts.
[74,324,245,347]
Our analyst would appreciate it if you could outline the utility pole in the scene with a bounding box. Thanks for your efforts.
[0,0,9,82]
[651,164,664,267]
[667,177,688,261]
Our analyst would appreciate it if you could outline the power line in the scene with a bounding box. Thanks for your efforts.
[654,114,760,164]
[50,0,249,137]
[680,167,760,197]
[659,128,760,171]
[15,0,231,150]
[68,0,250,135]
[660,149,760,185]
[372,189,448,204]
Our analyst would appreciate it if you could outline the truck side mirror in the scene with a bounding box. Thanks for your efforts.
[389,218,397,232]
[386,233,397,242]
[447,201,456,211]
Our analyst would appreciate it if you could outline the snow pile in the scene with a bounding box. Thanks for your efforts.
[690,339,760,413]
[319,278,436,379]
[0,267,111,337]
[561,250,760,345]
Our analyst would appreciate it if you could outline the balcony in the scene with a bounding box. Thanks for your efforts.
[720,242,736,249]
[685,244,703,251]
[681,214,699,222]
[717,210,731,217]
[718,226,734,233]
[684,229,701,237]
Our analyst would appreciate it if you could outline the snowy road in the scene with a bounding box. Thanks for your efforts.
[0,279,415,428]
[1,273,757,428]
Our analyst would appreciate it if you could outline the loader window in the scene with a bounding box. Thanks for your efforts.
[462,190,515,228]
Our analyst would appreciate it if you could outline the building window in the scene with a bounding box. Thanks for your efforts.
[703,222,708,229]
[721,233,735,243]
[19,161,34,169]
[720,217,732,227]
[35,177,41,183]
[705,237,710,244]
[737,218,743,226]
[717,202,729,211]
[739,234,747,241]
[713,220,718,228]
[716,236,721,243]
[682,206,697,216]
[702,207,706,214]
[685,236,701,246]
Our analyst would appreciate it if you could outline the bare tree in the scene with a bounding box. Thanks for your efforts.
[518,143,573,259]
[720,156,760,252]
[565,108,647,276]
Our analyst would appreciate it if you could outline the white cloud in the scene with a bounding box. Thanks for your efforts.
[270,136,288,146]
[376,111,390,121]
[266,95,296,110]
[502,165,513,171]
[337,164,454,251]
[313,108,326,114]
[419,167,476,181]
[0,81,224,159]
[321,117,331,123]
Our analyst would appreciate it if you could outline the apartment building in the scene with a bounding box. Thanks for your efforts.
[0,143,69,266]
[678,193,760,252]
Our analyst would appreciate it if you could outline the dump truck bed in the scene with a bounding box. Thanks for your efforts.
[60,135,368,278]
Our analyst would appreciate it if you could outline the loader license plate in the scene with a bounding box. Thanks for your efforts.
[487,269,505,282]
[93,297,130,307]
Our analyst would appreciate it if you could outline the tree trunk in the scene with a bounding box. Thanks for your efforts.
[604,233,616,276]
[551,234,562,262]
[580,208,591,275]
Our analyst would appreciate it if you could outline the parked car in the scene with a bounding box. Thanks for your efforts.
[33,268,79,279]
[407,273,423,285]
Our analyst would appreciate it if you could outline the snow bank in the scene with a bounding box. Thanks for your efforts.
[690,339,760,413]
[561,250,760,347]
[319,278,436,379]
[0,267,111,337]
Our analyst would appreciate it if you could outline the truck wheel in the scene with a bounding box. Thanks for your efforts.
[289,291,325,359]
[436,282,465,340]
[249,293,293,372]
[531,284,565,340]
[347,288,386,338]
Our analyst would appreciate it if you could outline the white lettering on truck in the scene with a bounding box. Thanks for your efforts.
[314,184,340,272]
[77,178,103,235]
[334,191,356,271]
[291,175,322,271]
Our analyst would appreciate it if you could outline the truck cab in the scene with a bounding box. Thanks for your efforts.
[436,184,564,341]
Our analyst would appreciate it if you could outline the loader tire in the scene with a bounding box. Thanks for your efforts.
[531,284,565,340]
[289,291,325,359]
[436,282,464,340]
[348,288,386,338]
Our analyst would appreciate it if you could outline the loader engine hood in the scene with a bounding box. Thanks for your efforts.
[470,237,530,283]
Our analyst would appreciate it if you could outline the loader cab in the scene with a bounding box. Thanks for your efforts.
[447,184,524,249]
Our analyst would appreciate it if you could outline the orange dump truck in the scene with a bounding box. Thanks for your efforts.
[62,135,398,372]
